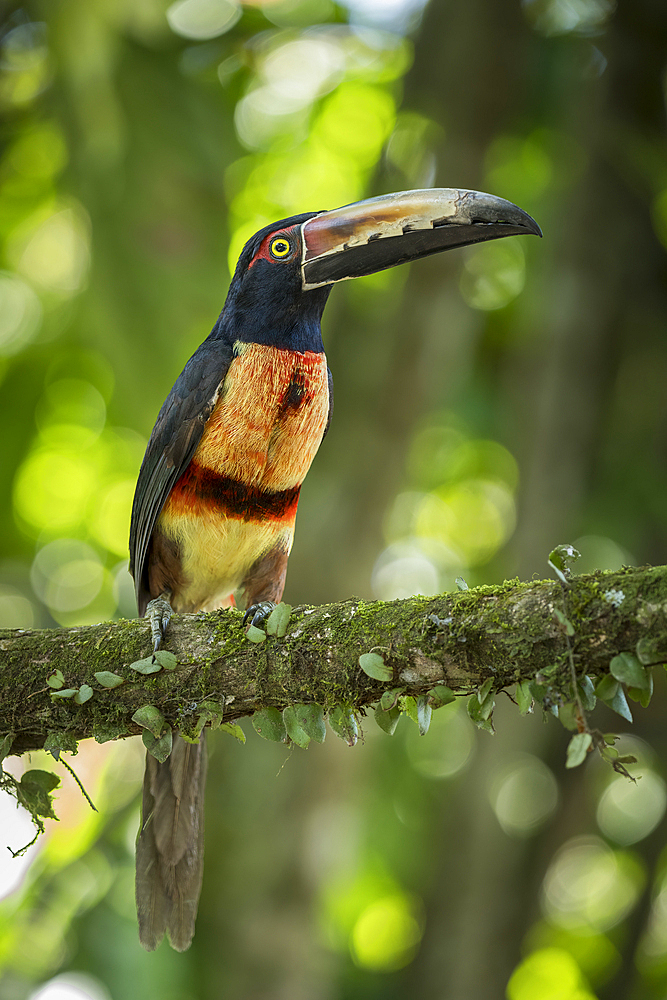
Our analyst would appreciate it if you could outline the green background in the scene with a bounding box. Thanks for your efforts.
[1,0,667,997]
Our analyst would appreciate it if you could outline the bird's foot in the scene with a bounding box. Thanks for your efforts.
[243,601,277,630]
[146,597,173,651]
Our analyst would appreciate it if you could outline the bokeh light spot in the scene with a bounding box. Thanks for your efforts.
[14,445,98,535]
[542,837,645,931]
[371,539,443,599]
[36,379,106,439]
[488,754,559,837]
[351,893,423,971]
[0,21,51,107]
[417,480,516,567]
[597,771,666,846]
[0,271,42,355]
[9,204,91,295]
[90,480,135,557]
[30,540,104,613]
[28,972,111,1000]
[507,947,595,1000]
[0,585,35,628]
[314,83,396,165]
[8,123,68,179]
[167,0,241,40]
[459,240,525,311]
[405,700,474,779]
[522,0,615,37]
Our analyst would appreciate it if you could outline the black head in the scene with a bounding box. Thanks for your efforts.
[213,190,541,352]
[219,212,332,353]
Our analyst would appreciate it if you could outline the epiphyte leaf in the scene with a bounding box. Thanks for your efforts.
[578,676,596,712]
[596,675,633,722]
[74,685,93,705]
[380,688,405,711]
[558,702,578,731]
[610,653,649,690]
[129,656,162,674]
[427,685,456,709]
[18,769,60,819]
[553,608,574,636]
[417,696,431,736]
[43,731,78,757]
[132,705,166,739]
[246,625,266,644]
[515,681,533,715]
[218,723,246,744]
[154,650,177,671]
[0,733,14,764]
[295,704,326,744]
[467,692,495,731]
[548,544,581,584]
[252,707,287,743]
[143,727,173,763]
[566,732,592,769]
[94,671,124,689]
[400,696,419,726]
[359,652,392,682]
[374,704,400,736]
[328,706,358,746]
[636,636,667,666]
[197,700,224,731]
[47,670,64,689]
[265,603,292,637]
[627,671,653,708]
[478,678,494,703]
[283,706,310,749]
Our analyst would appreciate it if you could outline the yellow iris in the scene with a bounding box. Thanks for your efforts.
[270,237,291,258]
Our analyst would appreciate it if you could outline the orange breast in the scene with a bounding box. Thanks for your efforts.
[192,342,330,492]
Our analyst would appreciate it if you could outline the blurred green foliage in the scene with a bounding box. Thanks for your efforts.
[1,0,667,997]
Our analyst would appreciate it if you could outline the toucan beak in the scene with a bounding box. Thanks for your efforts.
[300,188,542,290]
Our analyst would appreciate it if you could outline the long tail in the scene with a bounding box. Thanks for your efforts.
[135,732,207,951]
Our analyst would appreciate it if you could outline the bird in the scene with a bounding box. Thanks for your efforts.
[128,187,541,951]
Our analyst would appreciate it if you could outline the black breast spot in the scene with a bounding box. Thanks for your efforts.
[279,371,307,416]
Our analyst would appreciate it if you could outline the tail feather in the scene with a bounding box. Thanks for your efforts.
[136,733,207,952]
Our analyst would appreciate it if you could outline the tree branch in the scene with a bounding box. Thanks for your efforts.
[1,566,666,754]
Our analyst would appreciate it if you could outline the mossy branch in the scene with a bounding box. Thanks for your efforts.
[1,566,666,755]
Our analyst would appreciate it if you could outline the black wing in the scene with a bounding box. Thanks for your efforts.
[129,339,234,615]
[323,366,334,439]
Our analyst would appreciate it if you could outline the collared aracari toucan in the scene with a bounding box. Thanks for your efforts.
[129,187,541,951]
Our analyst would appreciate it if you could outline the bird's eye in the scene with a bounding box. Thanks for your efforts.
[270,237,292,258]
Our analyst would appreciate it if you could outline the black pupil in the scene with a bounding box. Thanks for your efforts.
[274,240,288,254]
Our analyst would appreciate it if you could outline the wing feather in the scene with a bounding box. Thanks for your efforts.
[129,339,234,614]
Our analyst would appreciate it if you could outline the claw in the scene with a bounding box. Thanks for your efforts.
[146,596,173,651]
[243,601,277,630]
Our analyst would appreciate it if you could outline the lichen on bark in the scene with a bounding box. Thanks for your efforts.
[0,565,664,755]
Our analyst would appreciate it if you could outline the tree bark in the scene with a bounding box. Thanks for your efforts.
[1,566,665,755]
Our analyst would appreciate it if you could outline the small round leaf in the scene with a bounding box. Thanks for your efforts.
[132,705,166,739]
[74,685,93,705]
[94,671,124,689]
[130,656,162,674]
[154,650,177,671]
[359,652,391,682]
[252,707,287,742]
